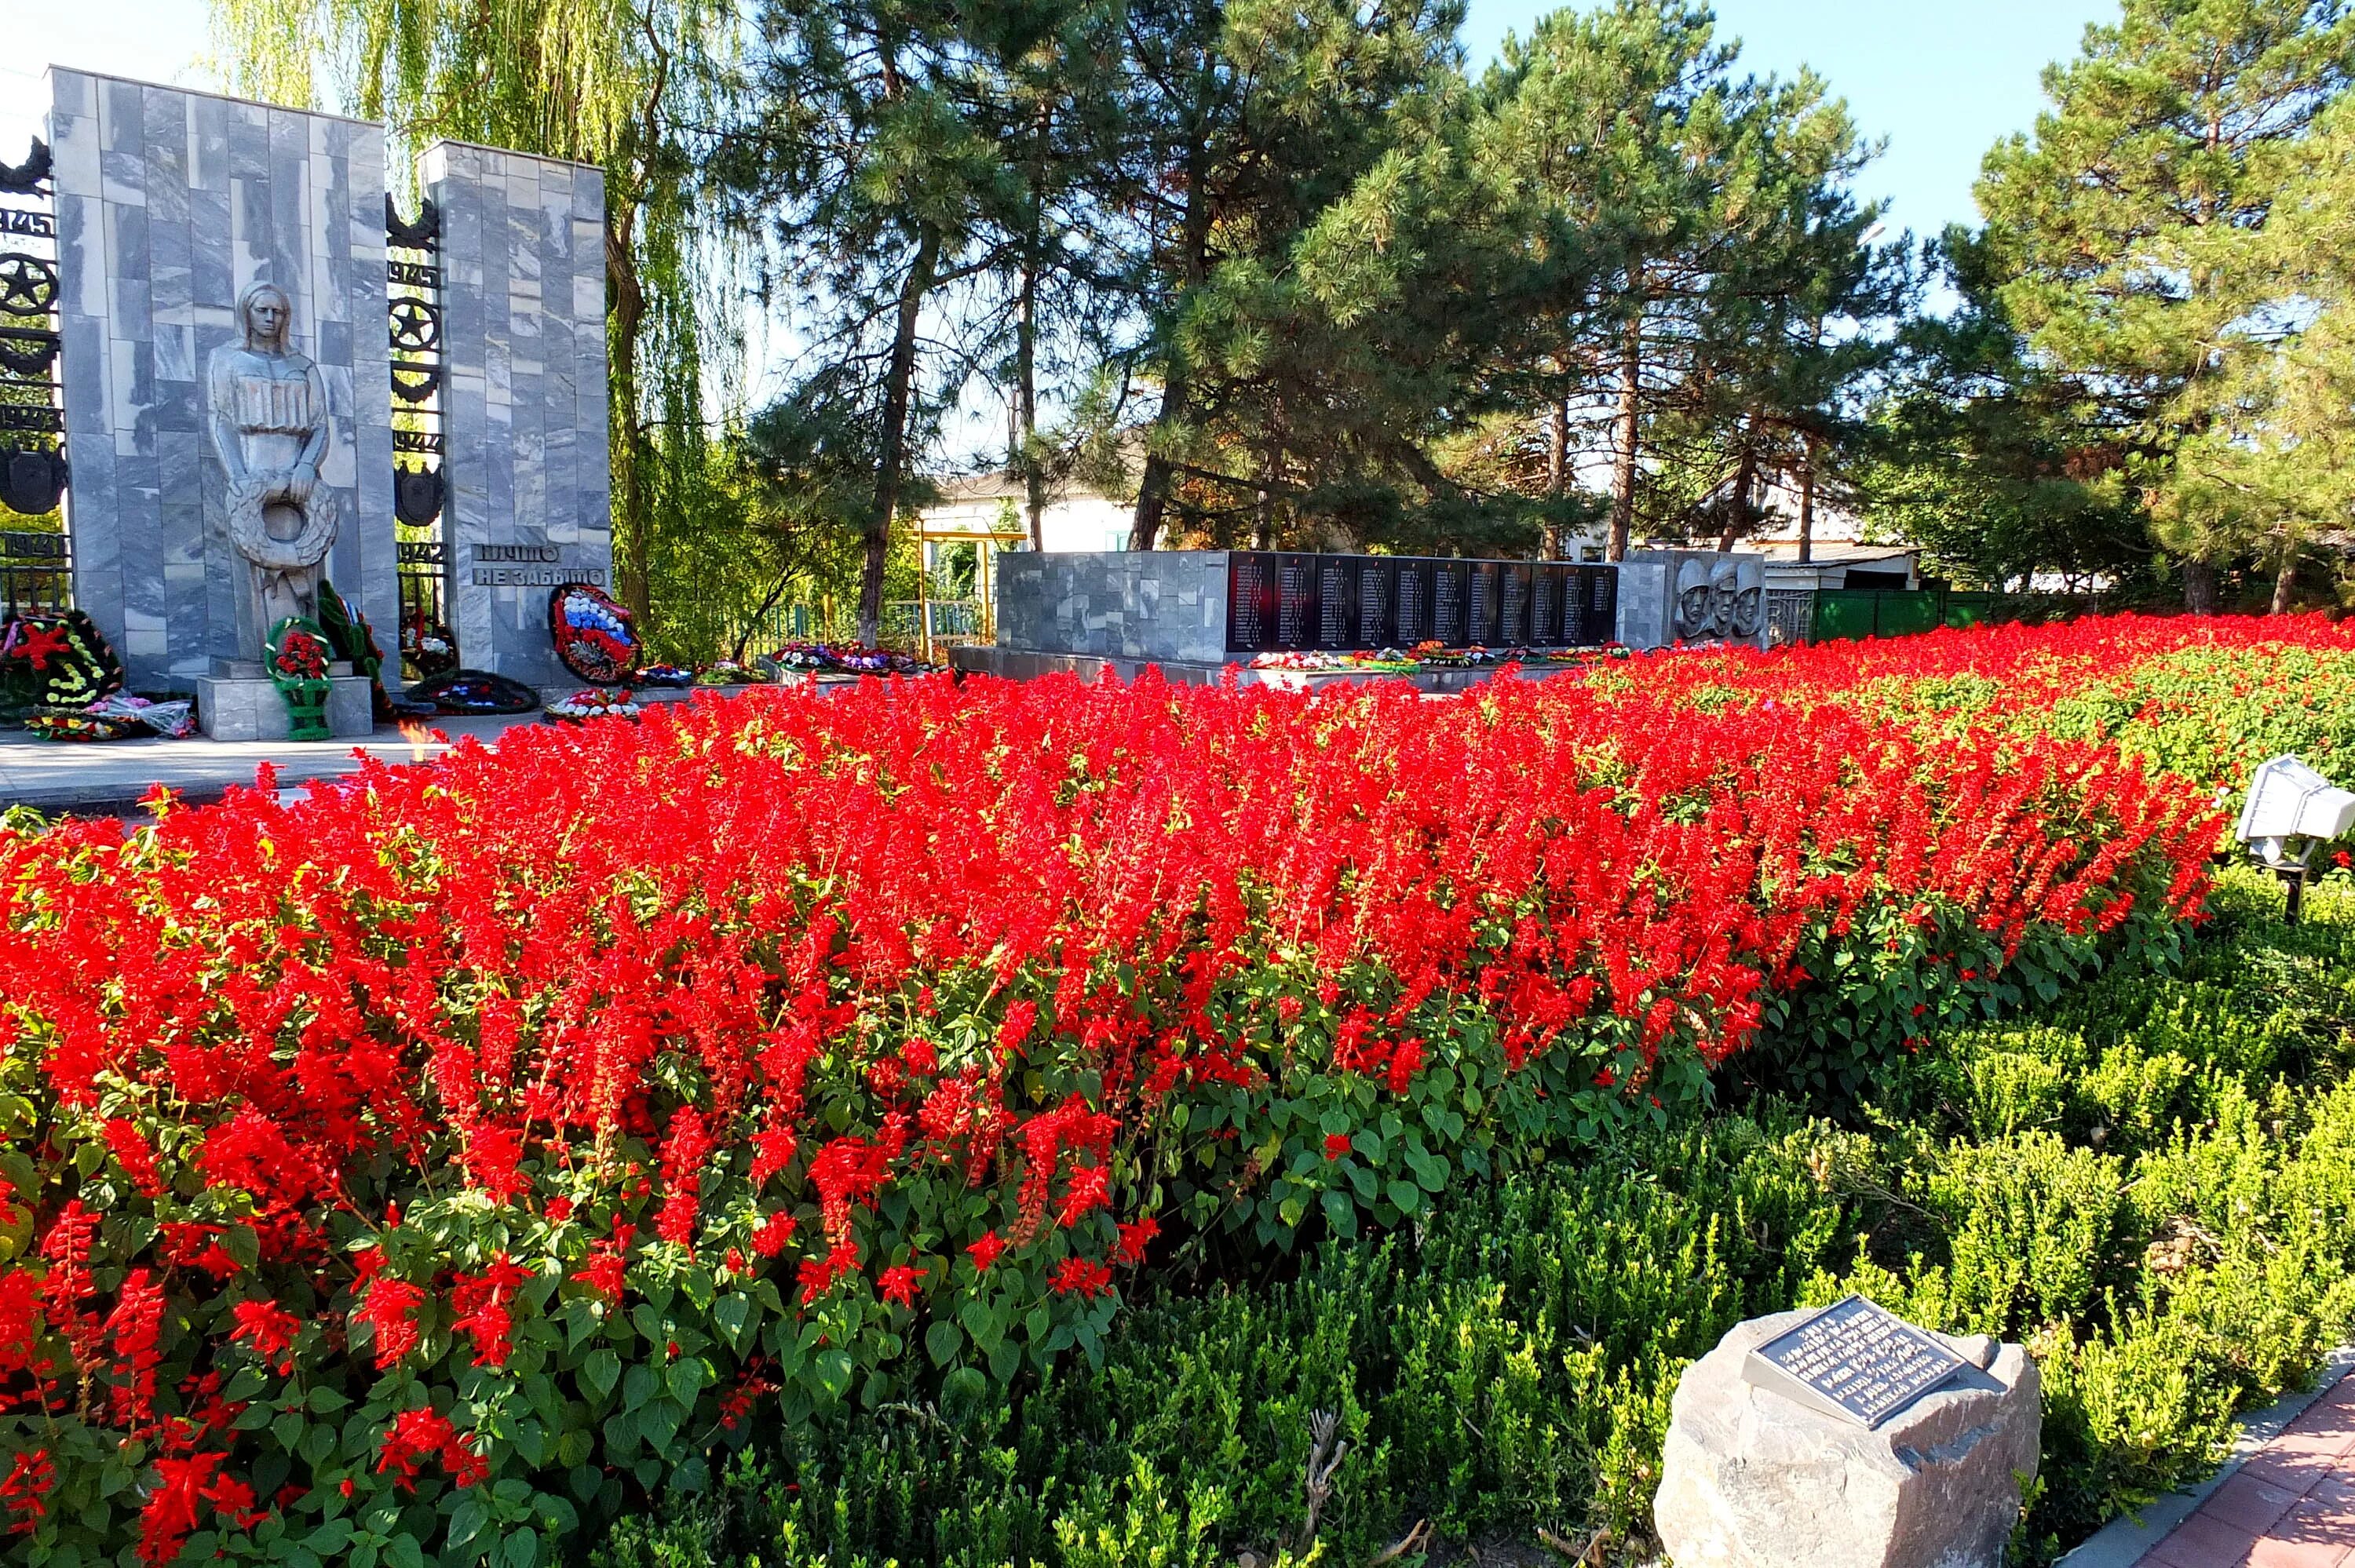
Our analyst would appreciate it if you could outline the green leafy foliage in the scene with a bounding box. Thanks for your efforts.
[596,866,2355,1567]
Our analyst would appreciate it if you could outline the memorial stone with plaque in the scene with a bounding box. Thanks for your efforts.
[1654,1301,2039,1568]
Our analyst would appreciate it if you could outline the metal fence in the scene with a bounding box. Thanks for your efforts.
[0,527,70,615]
[717,599,988,658]
[1802,587,2025,644]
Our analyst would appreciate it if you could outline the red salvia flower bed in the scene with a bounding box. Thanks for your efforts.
[0,629,2240,1563]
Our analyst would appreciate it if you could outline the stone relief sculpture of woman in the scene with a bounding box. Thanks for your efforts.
[206,280,338,652]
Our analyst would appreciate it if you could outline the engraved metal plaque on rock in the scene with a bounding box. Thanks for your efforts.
[1740,1296,1967,1429]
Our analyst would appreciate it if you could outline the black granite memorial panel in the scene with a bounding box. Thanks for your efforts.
[1396,560,1432,646]
[1318,555,1360,648]
[1745,1296,1966,1429]
[1531,564,1564,645]
[1227,552,1276,653]
[1467,561,1499,645]
[1433,560,1469,645]
[1501,565,1532,645]
[1357,558,1396,649]
[1276,553,1318,650]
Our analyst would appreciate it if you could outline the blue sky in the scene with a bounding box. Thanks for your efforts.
[3,0,2116,246]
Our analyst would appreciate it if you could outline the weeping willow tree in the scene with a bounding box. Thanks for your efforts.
[210,0,744,634]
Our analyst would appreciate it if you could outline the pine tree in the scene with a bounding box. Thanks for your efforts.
[2158,90,2355,609]
[1975,0,2355,609]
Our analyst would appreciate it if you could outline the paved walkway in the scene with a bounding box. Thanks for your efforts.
[0,715,535,816]
[2122,1363,2355,1567]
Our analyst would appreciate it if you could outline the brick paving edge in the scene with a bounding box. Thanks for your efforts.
[2056,1346,2355,1568]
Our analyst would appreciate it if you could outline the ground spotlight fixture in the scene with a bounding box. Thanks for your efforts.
[2235,755,2355,922]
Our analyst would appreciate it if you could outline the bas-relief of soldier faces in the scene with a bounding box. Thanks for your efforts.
[1674,557,1765,644]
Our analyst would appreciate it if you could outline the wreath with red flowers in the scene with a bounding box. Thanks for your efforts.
[274,629,330,681]
[265,618,336,740]
[549,582,640,685]
[1,609,125,717]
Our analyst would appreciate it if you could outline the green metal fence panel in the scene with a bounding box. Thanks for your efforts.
[1810,589,1953,640]
[1811,591,1882,640]
[1944,592,1996,629]
[1873,593,1942,637]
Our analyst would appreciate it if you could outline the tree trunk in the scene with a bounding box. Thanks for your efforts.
[1608,283,1642,562]
[1132,121,1215,552]
[608,216,652,631]
[2182,559,2220,615]
[1017,247,1044,552]
[1796,434,1819,565]
[1016,124,1046,555]
[2272,550,2298,615]
[1717,422,1759,553]
[864,224,940,648]
[1544,393,1568,559]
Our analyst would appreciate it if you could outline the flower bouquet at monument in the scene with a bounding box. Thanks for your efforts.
[86,691,196,738]
[550,582,640,684]
[400,610,458,678]
[766,643,831,673]
[696,659,763,685]
[544,687,643,723]
[20,706,143,742]
[636,662,695,687]
[404,668,542,715]
[1407,640,1489,668]
[1,609,125,713]
[265,618,336,740]
[1247,649,1416,673]
[821,644,929,675]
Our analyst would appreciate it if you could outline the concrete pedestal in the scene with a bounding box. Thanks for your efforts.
[196,676,374,742]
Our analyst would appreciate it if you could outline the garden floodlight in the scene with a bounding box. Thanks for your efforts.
[2235,754,2355,920]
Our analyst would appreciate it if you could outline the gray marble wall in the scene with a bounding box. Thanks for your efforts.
[422,140,611,691]
[1617,550,1769,651]
[49,70,396,690]
[994,551,1234,663]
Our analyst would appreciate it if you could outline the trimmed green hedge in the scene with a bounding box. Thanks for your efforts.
[590,866,2355,1567]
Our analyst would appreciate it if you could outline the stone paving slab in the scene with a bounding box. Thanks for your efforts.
[2079,1360,2355,1568]
[0,715,535,816]
[0,681,864,817]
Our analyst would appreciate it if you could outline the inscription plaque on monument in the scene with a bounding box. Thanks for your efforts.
[1229,554,1273,651]
[1740,1296,1966,1428]
[1276,554,1317,649]
[1432,561,1468,644]
[1466,561,1498,644]
[1396,561,1429,645]
[1217,550,1619,655]
[1500,565,1531,645]
[1317,556,1357,647]
[1357,560,1394,648]
[1531,565,1563,645]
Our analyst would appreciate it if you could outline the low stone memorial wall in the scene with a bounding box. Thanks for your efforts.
[955,547,1764,687]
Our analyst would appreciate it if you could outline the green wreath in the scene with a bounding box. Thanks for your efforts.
[265,617,336,740]
[1,610,125,720]
[319,579,400,720]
